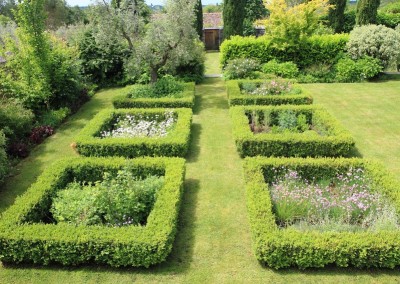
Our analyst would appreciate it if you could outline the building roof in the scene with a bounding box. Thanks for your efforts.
[203,13,223,28]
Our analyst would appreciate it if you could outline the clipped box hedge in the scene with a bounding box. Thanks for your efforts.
[244,157,400,269]
[113,82,195,109]
[226,80,313,106]
[230,105,354,157]
[220,34,349,68]
[0,156,186,267]
[75,108,192,158]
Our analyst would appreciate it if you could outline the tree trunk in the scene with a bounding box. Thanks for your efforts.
[150,68,158,83]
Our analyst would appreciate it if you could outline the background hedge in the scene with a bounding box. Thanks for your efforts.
[75,108,192,158]
[244,157,400,269]
[113,83,195,109]
[230,105,355,157]
[220,34,349,68]
[0,156,186,267]
[226,80,313,106]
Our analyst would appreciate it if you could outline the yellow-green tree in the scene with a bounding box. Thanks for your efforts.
[259,0,331,47]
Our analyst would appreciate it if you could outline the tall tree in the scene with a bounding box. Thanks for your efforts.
[0,0,16,19]
[223,0,246,39]
[195,0,203,40]
[327,0,346,33]
[356,0,380,25]
[243,0,268,36]
[135,0,201,82]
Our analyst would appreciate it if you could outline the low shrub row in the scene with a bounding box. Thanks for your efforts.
[226,80,313,106]
[230,105,355,158]
[0,156,186,267]
[113,82,195,109]
[220,34,349,68]
[244,157,400,269]
[75,108,192,158]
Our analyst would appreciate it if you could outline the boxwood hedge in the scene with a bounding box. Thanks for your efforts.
[113,82,195,109]
[226,80,313,106]
[0,156,186,267]
[75,108,192,158]
[220,34,349,68]
[244,157,400,269]
[230,105,355,157]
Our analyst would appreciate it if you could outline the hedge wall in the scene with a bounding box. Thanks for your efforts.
[230,105,355,157]
[244,157,400,269]
[220,34,349,68]
[0,156,186,267]
[226,80,313,106]
[75,108,192,158]
[113,83,195,109]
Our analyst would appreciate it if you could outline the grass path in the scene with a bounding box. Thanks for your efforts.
[1,56,400,282]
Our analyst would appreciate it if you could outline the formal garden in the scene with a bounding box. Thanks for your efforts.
[1,0,400,282]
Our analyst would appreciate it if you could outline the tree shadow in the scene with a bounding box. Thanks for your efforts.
[186,123,202,163]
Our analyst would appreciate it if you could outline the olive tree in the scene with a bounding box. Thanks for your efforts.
[134,0,202,82]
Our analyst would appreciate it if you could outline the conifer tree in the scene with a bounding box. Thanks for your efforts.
[356,0,380,25]
[328,0,346,33]
[223,0,246,39]
[195,0,203,40]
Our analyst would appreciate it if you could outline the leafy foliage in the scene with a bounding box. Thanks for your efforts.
[0,130,8,183]
[223,58,260,80]
[51,169,164,227]
[223,0,246,39]
[243,0,269,36]
[259,0,331,47]
[29,125,54,144]
[356,0,380,25]
[347,24,400,69]
[335,56,382,82]
[261,60,299,78]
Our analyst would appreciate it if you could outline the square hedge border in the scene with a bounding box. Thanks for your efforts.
[230,105,355,157]
[0,156,186,267]
[226,80,313,106]
[244,157,400,269]
[113,82,195,109]
[75,108,192,158]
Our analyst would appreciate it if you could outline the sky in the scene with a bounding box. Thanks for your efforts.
[66,0,222,6]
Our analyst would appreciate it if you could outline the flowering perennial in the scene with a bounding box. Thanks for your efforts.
[101,111,176,138]
[249,80,293,96]
[270,167,388,227]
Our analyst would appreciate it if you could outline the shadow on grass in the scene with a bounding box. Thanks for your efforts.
[187,123,202,164]
[349,146,363,158]
[261,262,400,277]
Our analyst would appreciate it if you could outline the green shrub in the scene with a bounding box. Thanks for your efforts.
[261,60,299,78]
[75,108,192,158]
[0,156,186,267]
[347,24,400,69]
[0,130,8,183]
[38,107,71,128]
[51,170,164,227]
[220,34,349,68]
[377,12,400,29]
[0,98,34,147]
[335,56,382,83]
[226,80,313,106]
[113,82,195,109]
[300,63,336,83]
[244,157,400,269]
[230,105,355,157]
[223,58,260,80]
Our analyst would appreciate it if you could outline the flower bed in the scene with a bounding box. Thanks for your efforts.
[227,80,313,106]
[244,157,400,269]
[75,108,192,158]
[230,105,354,157]
[0,156,186,267]
[113,82,195,109]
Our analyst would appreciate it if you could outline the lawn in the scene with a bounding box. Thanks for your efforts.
[0,54,400,282]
